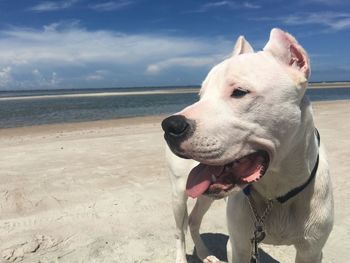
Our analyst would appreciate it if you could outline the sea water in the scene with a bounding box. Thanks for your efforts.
[1,87,350,128]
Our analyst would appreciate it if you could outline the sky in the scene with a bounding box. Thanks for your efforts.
[0,0,350,90]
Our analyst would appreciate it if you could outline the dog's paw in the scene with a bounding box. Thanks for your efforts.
[203,255,221,263]
[195,246,210,261]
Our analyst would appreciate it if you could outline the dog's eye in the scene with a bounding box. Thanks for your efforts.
[231,88,249,98]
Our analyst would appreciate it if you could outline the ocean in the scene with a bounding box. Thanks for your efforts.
[1,87,350,128]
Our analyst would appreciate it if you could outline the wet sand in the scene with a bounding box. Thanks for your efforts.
[0,100,349,262]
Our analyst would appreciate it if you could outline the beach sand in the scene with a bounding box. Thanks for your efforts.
[0,100,349,262]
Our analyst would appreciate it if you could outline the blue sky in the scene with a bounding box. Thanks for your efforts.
[0,0,350,90]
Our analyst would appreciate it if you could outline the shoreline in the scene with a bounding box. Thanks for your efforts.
[1,83,350,101]
[0,88,199,101]
[0,100,349,133]
[0,115,167,138]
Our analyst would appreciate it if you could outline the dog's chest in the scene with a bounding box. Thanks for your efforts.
[262,205,304,245]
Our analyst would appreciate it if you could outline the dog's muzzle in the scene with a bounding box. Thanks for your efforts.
[161,115,195,157]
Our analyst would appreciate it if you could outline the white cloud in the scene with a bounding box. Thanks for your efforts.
[85,70,109,80]
[242,2,261,9]
[0,67,12,88]
[0,23,223,65]
[32,69,60,86]
[254,12,350,31]
[0,23,235,89]
[202,1,231,10]
[331,18,350,30]
[88,1,134,11]
[304,0,343,4]
[86,74,103,80]
[43,20,81,32]
[285,12,350,31]
[146,56,220,75]
[29,0,79,12]
[191,1,260,13]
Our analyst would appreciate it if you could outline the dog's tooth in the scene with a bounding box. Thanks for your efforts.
[211,174,217,183]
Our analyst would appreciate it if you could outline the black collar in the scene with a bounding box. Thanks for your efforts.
[244,129,320,204]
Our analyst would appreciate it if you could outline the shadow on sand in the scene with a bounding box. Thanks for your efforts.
[186,233,280,263]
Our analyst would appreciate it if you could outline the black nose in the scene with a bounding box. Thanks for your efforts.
[162,115,190,138]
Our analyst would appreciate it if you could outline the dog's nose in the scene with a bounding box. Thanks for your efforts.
[162,115,190,138]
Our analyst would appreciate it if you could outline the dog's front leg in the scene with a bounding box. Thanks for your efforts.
[189,195,214,261]
[227,195,253,263]
[295,251,322,263]
[172,187,189,263]
[294,242,324,263]
[227,237,251,263]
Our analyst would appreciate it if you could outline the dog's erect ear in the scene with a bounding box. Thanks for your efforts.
[263,28,310,79]
[232,36,254,56]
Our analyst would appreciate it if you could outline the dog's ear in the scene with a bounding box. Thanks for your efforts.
[264,28,310,80]
[232,36,254,56]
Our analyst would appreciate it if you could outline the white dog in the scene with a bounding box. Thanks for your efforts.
[162,28,334,263]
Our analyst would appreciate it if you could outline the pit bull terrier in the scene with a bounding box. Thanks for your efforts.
[162,28,334,263]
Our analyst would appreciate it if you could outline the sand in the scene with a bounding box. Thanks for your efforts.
[0,100,349,263]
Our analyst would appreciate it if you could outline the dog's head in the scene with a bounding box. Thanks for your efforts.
[162,28,311,199]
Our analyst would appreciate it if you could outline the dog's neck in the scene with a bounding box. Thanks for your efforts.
[253,96,319,201]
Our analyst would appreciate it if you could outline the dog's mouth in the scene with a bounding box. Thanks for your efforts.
[186,151,269,199]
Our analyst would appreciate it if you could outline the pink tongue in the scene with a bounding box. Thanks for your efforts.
[186,164,224,198]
